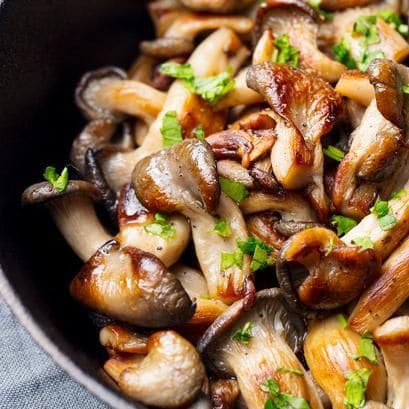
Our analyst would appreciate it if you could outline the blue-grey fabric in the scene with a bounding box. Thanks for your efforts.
[0,297,108,408]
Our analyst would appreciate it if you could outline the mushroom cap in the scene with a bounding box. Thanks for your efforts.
[197,288,305,377]
[70,240,196,327]
[75,66,127,121]
[21,180,102,206]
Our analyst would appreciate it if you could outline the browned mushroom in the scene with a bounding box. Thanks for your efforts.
[247,62,344,221]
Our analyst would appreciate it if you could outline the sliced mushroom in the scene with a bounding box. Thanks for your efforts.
[179,0,255,13]
[373,316,409,409]
[349,235,409,334]
[99,28,248,192]
[198,289,323,409]
[133,139,253,305]
[70,240,195,327]
[75,67,166,124]
[22,181,111,261]
[276,227,381,315]
[255,0,346,82]
[110,330,206,408]
[247,62,344,221]
[305,315,387,409]
[99,324,148,355]
[210,379,241,409]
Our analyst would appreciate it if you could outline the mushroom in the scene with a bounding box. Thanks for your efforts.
[209,379,241,409]
[246,62,344,221]
[198,289,324,409]
[22,181,111,261]
[133,139,254,305]
[349,235,409,334]
[179,0,255,13]
[304,315,387,409]
[98,28,249,192]
[99,324,148,355]
[255,0,346,82]
[373,316,409,409]
[70,240,195,327]
[75,66,166,124]
[276,227,381,315]
[106,330,206,408]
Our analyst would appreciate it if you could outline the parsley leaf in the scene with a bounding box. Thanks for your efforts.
[219,177,249,203]
[193,124,206,140]
[390,188,407,199]
[277,367,304,376]
[161,111,183,147]
[232,322,254,345]
[272,34,300,67]
[333,38,357,69]
[212,218,232,238]
[324,145,345,162]
[144,213,176,240]
[344,368,372,409]
[43,166,69,192]
[337,314,348,328]
[220,249,243,270]
[351,332,378,365]
[351,237,375,252]
[331,215,357,236]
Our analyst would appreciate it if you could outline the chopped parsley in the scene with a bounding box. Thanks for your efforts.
[351,237,375,252]
[159,62,235,104]
[344,368,372,409]
[160,111,183,147]
[337,313,348,328]
[351,332,378,365]
[333,38,357,69]
[370,197,397,231]
[220,249,243,270]
[277,367,304,376]
[331,215,357,236]
[212,218,232,238]
[219,177,249,203]
[192,124,206,140]
[272,34,300,67]
[232,322,254,345]
[43,166,69,192]
[261,378,311,409]
[144,213,176,240]
[325,237,334,256]
[237,237,274,272]
[324,145,345,162]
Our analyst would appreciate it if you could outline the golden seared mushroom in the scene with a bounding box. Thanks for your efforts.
[198,289,324,409]
[106,330,206,408]
[179,0,255,13]
[276,227,381,315]
[133,139,254,305]
[141,9,254,59]
[209,379,241,409]
[99,324,148,355]
[373,316,409,409]
[75,66,166,124]
[247,62,344,221]
[99,28,249,192]
[349,235,409,334]
[255,0,346,82]
[22,181,111,261]
[305,316,386,409]
[70,241,195,327]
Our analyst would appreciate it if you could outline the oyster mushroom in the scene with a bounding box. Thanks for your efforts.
[305,315,387,409]
[373,316,409,409]
[276,227,381,315]
[255,0,346,82]
[99,324,148,355]
[247,62,344,221]
[99,28,249,192]
[70,240,195,327]
[349,235,409,334]
[75,66,166,124]
[22,181,111,261]
[106,330,206,408]
[133,139,253,305]
[198,289,324,409]
[179,0,255,13]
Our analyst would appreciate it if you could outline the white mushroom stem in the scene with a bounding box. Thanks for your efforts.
[48,195,111,262]
[101,28,249,191]
[374,316,409,409]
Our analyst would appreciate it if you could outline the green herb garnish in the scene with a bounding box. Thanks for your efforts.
[219,177,249,203]
[331,215,357,236]
[344,368,372,409]
[161,111,183,147]
[324,145,345,162]
[144,213,176,240]
[43,166,69,192]
[212,218,232,238]
[272,34,300,67]
[232,322,254,345]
